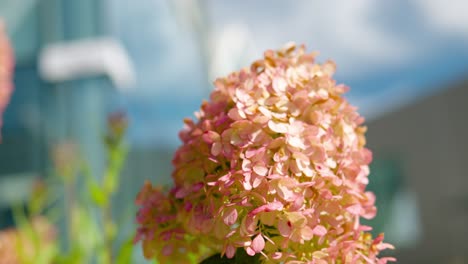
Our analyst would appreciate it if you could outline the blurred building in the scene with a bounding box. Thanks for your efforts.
[0,0,114,227]
[366,79,468,263]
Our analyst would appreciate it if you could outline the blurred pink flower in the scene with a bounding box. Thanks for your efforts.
[0,20,14,138]
[135,43,394,263]
[0,217,56,264]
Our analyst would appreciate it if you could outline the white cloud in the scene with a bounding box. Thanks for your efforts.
[209,23,257,80]
[113,0,468,101]
[209,0,415,79]
[414,0,468,39]
[111,0,208,97]
[287,0,412,70]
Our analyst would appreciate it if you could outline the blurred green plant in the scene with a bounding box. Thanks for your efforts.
[4,112,134,264]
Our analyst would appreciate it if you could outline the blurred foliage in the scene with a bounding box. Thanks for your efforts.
[0,112,135,263]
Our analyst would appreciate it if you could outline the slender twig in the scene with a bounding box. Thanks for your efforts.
[64,177,75,251]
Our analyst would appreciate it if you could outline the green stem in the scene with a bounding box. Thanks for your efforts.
[103,200,114,264]
[65,177,75,251]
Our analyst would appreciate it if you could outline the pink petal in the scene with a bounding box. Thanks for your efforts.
[202,131,220,143]
[253,164,268,176]
[313,225,327,236]
[278,219,292,237]
[252,234,265,253]
[377,242,395,251]
[362,148,373,164]
[227,108,244,121]
[271,252,282,260]
[225,244,236,259]
[358,225,373,232]
[241,215,257,236]
[346,204,362,215]
[301,226,314,240]
[223,207,238,226]
[174,187,189,199]
[161,244,173,256]
[252,175,263,188]
[245,148,259,159]
[245,246,256,256]
[211,141,222,156]
[288,136,305,149]
[243,179,252,190]
[184,202,193,212]
[249,201,284,216]
[372,233,385,245]
[272,77,288,93]
[266,201,284,211]
[362,206,377,219]
[379,257,397,263]
[192,182,204,192]
[268,120,289,133]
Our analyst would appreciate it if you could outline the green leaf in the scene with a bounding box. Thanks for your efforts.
[116,238,134,264]
[103,144,128,195]
[36,243,58,264]
[88,180,107,207]
[73,206,102,256]
[54,246,84,264]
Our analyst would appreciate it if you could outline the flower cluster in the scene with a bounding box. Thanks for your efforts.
[0,20,14,136]
[0,217,56,264]
[135,43,395,263]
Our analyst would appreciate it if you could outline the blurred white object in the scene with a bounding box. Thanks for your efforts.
[0,173,36,208]
[210,23,256,80]
[386,188,422,247]
[415,0,468,37]
[39,38,135,90]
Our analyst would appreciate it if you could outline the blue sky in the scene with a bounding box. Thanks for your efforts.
[110,0,468,147]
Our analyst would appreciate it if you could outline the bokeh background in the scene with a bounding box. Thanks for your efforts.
[1,0,468,263]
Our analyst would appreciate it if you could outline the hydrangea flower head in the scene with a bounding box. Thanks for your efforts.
[135,43,395,263]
